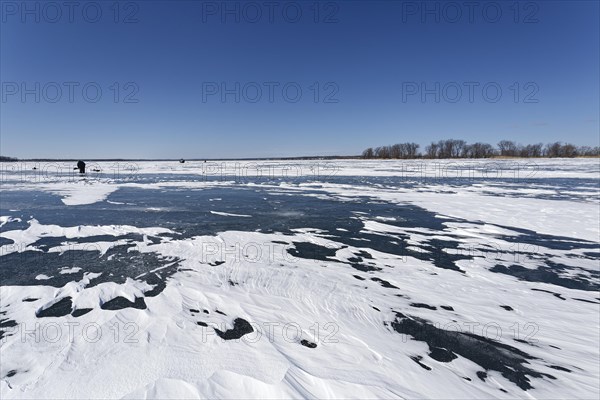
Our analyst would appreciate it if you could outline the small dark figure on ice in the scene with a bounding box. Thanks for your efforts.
[75,160,86,174]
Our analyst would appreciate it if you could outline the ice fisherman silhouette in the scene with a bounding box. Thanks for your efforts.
[75,160,86,174]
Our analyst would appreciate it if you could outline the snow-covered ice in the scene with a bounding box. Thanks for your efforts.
[0,159,598,399]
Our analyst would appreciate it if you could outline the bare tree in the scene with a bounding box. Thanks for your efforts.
[376,146,391,159]
[544,142,562,157]
[498,140,518,157]
[578,146,600,156]
[425,142,439,158]
[404,143,420,158]
[438,140,452,158]
[466,142,495,158]
[434,139,466,158]
[560,143,578,157]
[523,143,543,157]
[452,140,467,158]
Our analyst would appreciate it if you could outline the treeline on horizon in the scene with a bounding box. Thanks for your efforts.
[3,140,599,162]
[362,140,600,159]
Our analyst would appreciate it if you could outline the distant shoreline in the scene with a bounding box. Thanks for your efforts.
[1,155,598,162]
[0,156,360,162]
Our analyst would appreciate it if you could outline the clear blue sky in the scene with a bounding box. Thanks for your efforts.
[1,0,598,159]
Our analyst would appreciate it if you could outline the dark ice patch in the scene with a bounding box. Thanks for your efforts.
[391,313,555,390]
[514,338,533,345]
[0,318,17,332]
[209,261,225,266]
[142,271,171,297]
[490,264,598,292]
[72,308,93,317]
[0,242,180,294]
[0,318,16,327]
[440,305,454,311]
[101,297,147,310]
[214,318,253,340]
[0,237,14,246]
[288,242,338,261]
[549,365,571,372]
[0,312,16,340]
[355,250,373,259]
[417,239,467,273]
[500,305,514,311]
[572,298,600,304]
[36,297,73,318]
[300,339,317,348]
[349,263,382,272]
[410,355,431,371]
[429,347,457,362]
[530,288,566,300]
[371,277,399,289]
[347,256,364,263]
[410,303,437,310]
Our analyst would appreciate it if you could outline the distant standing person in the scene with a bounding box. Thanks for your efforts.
[76,160,86,174]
